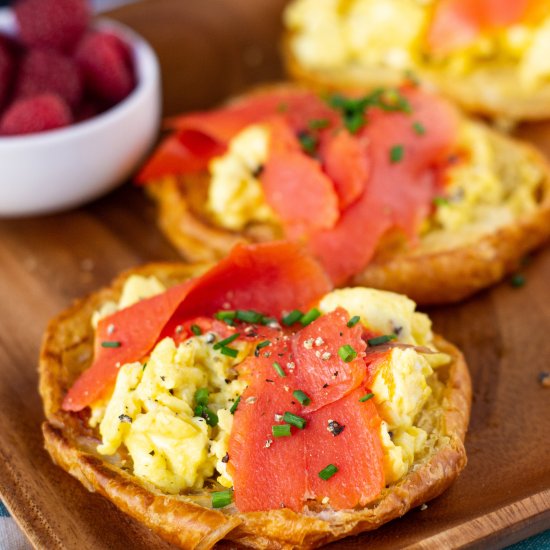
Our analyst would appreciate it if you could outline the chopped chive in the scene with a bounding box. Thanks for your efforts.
[389,144,404,163]
[101,340,121,348]
[220,346,238,358]
[212,490,233,508]
[230,395,241,414]
[318,464,338,480]
[213,333,240,350]
[195,404,218,427]
[413,121,426,135]
[194,387,209,406]
[283,412,306,429]
[300,308,321,326]
[272,424,291,437]
[344,111,365,134]
[298,131,318,155]
[510,274,526,288]
[277,102,288,113]
[347,315,360,328]
[367,334,397,346]
[308,118,330,130]
[338,344,357,362]
[359,392,375,402]
[293,389,311,406]
[433,196,449,207]
[191,324,202,336]
[273,361,286,378]
[215,310,236,321]
[255,340,271,356]
[236,309,265,324]
[261,316,278,326]
[282,309,303,326]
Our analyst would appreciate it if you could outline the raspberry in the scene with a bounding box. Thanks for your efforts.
[16,49,83,108]
[14,0,91,53]
[75,31,134,104]
[0,36,15,108]
[0,94,72,136]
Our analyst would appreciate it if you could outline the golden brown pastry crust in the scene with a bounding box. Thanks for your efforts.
[40,263,471,549]
[145,91,550,305]
[282,33,550,121]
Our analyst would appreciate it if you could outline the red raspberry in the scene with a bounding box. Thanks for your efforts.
[0,94,72,136]
[75,31,135,105]
[16,49,83,108]
[14,0,91,53]
[0,36,15,108]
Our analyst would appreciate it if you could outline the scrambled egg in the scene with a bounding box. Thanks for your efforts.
[207,124,277,231]
[285,0,429,71]
[422,121,543,251]
[91,278,449,493]
[285,0,550,91]
[90,275,248,492]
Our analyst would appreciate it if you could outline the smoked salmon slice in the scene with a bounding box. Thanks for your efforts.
[310,88,458,284]
[62,242,331,412]
[261,118,339,239]
[305,388,384,509]
[427,0,540,54]
[229,308,385,512]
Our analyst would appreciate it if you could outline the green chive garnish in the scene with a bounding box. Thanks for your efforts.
[212,490,233,508]
[255,340,271,356]
[101,341,121,348]
[236,309,265,324]
[273,362,286,377]
[413,121,426,135]
[191,324,202,336]
[293,389,311,406]
[433,196,449,207]
[213,333,240,350]
[308,118,330,130]
[318,464,338,480]
[272,424,291,437]
[347,315,360,328]
[300,308,321,326]
[194,387,209,406]
[220,346,238,358]
[215,310,236,321]
[283,412,306,430]
[338,344,357,362]
[510,274,526,288]
[367,334,397,346]
[298,132,318,155]
[390,144,404,163]
[194,404,218,427]
[282,309,303,326]
[230,395,241,414]
[359,393,375,402]
[344,111,365,134]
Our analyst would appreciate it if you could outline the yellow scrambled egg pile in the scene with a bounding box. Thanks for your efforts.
[90,276,450,494]
[285,0,550,91]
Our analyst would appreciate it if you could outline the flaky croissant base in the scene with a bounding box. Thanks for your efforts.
[40,262,471,549]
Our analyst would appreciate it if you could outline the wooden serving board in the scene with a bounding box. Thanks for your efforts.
[0,0,549,548]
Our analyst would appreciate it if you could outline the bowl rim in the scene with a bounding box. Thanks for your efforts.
[0,13,160,148]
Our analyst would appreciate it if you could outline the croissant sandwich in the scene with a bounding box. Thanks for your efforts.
[137,84,550,304]
[40,242,471,549]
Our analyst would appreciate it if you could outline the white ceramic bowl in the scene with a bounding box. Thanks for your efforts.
[0,11,161,217]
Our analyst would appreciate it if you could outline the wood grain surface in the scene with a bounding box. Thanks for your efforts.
[0,0,549,549]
